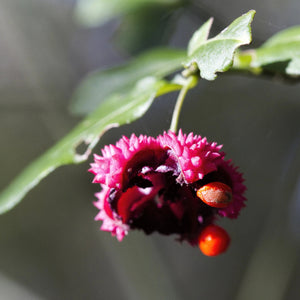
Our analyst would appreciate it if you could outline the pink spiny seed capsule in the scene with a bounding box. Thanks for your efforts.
[196,182,232,208]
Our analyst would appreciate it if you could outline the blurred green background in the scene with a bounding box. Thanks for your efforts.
[0,0,300,299]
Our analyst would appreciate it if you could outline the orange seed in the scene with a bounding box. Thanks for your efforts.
[196,182,232,208]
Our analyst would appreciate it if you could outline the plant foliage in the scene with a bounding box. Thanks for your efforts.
[1,9,300,214]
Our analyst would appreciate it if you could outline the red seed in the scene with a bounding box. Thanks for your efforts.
[198,224,230,256]
[196,182,232,208]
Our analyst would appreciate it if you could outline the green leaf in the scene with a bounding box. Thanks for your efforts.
[75,0,179,27]
[0,78,181,214]
[251,26,300,76]
[187,18,213,56]
[70,48,186,115]
[260,26,300,47]
[183,10,256,80]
